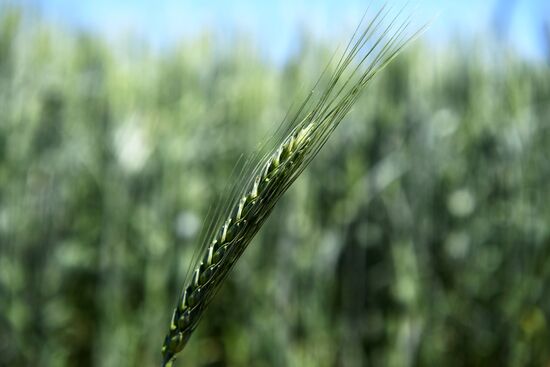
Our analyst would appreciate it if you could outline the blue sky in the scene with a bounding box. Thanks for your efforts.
[16,0,550,61]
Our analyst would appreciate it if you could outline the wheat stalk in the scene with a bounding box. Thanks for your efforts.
[161,5,422,366]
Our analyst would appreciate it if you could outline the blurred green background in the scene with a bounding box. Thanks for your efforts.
[1,2,550,367]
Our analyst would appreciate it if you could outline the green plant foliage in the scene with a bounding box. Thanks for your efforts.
[0,6,549,367]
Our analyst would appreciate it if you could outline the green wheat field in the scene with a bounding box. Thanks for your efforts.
[1,5,549,367]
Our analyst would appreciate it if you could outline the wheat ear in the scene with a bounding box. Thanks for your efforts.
[161,5,421,366]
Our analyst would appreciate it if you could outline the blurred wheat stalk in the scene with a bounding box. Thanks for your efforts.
[161,5,422,366]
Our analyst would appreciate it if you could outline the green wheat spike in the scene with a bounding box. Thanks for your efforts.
[161,4,423,366]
